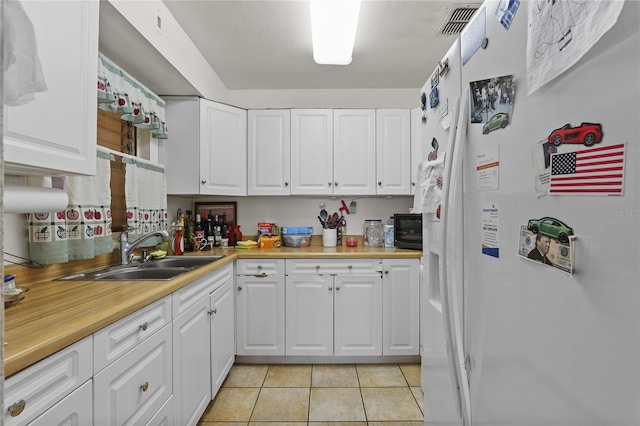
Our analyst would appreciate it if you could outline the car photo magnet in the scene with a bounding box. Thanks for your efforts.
[517,216,575,275]
[469,74,516,134]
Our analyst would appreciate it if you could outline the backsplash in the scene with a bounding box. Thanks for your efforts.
[168,195,413,236]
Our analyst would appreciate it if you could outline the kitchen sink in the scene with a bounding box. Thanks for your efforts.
[138,255,224,269]
[57,255,225,281]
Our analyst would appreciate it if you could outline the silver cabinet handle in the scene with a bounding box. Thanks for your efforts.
[378,181,382,186]
[209,308,217,315]
[8,400,25,417]
[257,265,262,269]
[237,286,242,291]
[328,182,333,186]
[201,179,207,184]
[328,286,333,291]
[139,322,148,331]
[315,265,320,270]
[385,270,389,275]
[334,181,339,186]
[336,286,341,291]
[347,265,352,269]
[140,382,149,392]
[284,181,289,186]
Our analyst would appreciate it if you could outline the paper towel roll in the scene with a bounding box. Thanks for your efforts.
[3,185,69,214]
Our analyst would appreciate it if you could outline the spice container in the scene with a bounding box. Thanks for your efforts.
[4,275,16,293]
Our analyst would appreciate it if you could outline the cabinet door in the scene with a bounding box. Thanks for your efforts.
[410,107,425,195]
[333,109,376,195]
[164,97,201,194]
[286,275,334,356]
[173,298,211,426]
[210,280,235,398]
[199,99,247,195]
[94,325,172,426]
[3,0,98,176]
[28,380,92,426]
[376,109,411,195]
[236,274,285,355]
[290,109,334,195]
[334,275,383,356]
[382,259,420,355]
[248,110,291,195]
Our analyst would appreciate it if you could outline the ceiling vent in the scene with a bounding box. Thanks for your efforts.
[438,4,481,36]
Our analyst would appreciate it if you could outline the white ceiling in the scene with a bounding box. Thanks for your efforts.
[100,0,477,96]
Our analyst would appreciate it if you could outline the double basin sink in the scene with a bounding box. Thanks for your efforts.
[57,255,225,281]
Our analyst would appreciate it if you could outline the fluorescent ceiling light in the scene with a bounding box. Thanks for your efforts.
[310,0,361,65]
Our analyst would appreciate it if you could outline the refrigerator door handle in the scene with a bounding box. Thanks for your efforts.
[439,91,472,425]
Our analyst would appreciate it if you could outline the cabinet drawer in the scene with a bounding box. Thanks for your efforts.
[286,259,381,275]
[4,336,92,426]
[237,259,284,275]
[94,296,171,373]
[28,379,92,426]
[173,263,233,319]
[94,324,173,426]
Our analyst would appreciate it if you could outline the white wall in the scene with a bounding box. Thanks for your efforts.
[168,195,412,237]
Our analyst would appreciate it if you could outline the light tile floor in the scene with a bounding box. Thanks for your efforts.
[198,363,424,426]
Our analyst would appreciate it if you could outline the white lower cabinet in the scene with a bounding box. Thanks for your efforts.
[4,336,93,426]
[285,274,334,355]
[382,259,420,355]
[93,324,173,426]
[210,280,236,397]
[236,259,285,355]
[28,380,93,426]
[334,274,383,356]
[285,259,383,356]
[172,263,235,426]
[173,296,212,426]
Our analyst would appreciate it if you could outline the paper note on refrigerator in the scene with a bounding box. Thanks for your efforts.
[481,203,499,258]
[476,145,499,191]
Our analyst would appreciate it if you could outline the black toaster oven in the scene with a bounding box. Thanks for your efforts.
[393,213,422,250]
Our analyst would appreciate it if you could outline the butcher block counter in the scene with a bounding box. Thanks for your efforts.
[4,245,421,377]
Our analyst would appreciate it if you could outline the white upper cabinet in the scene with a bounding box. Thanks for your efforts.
[333,109,377,195]
[164,97,247,196]
[410,107,425,195]
[290,109,334,195]
[248,110,291,195]
[3,0,98,176]
[376,109,411,195]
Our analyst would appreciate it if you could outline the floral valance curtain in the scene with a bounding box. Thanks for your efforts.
[28,150,115,265]
[97,53,168,139]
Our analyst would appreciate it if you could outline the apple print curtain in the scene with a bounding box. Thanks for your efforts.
[123,157,168,244]
[28,150,114,264]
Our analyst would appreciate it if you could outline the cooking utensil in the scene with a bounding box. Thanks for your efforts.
[318,215,326,228]
[320,209,328,228]
[330,212,339,229]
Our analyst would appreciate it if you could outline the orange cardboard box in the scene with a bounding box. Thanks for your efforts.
[259,235,281,248]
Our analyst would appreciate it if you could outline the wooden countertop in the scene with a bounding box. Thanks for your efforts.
[4,246,421,377]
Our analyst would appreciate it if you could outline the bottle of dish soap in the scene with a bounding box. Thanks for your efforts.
[173,214,185,256]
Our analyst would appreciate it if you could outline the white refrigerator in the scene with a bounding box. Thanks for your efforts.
[420,1,640,425]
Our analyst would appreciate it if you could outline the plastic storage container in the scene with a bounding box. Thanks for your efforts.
[281,227,313,248]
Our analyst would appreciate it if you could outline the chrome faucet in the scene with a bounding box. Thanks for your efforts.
[119,228,170,265]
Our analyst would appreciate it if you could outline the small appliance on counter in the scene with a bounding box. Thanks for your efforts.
[393,213,422,250]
